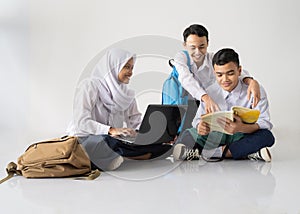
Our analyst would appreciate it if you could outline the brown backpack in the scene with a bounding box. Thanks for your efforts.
[0,136,100,184]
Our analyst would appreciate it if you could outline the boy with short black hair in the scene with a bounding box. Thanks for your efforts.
[173,48,275,162]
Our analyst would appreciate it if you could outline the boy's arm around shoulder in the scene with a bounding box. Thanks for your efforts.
[254,85,273,130]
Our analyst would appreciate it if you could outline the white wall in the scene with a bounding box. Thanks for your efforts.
[1,0,300,148]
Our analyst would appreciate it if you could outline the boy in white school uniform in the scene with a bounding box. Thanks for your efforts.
[173,48,275,161]
[173,24,261,113]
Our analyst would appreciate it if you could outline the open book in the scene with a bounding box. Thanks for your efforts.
[201,106,260,135]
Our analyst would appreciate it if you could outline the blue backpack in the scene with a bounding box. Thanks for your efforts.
[162,50,192,105]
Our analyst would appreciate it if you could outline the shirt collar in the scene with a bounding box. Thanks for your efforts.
[202,53,210,68]
[222,80,243,100]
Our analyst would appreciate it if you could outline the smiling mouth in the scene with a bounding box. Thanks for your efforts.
[193,55,203,59]
[222,82,231,87]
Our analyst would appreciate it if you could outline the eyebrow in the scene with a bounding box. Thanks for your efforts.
[215,70,235,75]
[187,43,205,47]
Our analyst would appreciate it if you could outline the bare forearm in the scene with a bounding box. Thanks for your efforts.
[237,123,260,134]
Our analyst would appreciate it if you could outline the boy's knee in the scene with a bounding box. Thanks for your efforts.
[260,129,275,147]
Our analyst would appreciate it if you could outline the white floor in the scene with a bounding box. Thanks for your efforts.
[1,128,300,214]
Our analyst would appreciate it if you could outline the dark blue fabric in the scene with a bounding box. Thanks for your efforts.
[79,135,172,170]
[228,129,275,159]
[103,135,172,159]
[175,128,275,159]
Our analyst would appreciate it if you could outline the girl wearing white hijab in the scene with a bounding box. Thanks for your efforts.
[68,48,141,136]
[67,48,171,170]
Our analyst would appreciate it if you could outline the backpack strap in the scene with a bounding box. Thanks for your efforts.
[0,162,100,184]
[73,169,101,180]
[182,50,192,72]
[168,51,191,71]
[201,145,230,162]
[0,162,21,184]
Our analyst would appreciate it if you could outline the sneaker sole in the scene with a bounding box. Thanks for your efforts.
[260,148,271,162]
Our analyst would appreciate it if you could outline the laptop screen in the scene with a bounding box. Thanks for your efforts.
[134,104,187,145]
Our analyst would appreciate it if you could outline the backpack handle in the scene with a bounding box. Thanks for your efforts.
[168,59,175,68]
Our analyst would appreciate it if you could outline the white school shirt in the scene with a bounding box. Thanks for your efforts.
[192,80,273,130]
[66,78,142,137]
[174,51,250,100]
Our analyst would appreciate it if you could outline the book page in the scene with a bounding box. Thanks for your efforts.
[201,111,233,135]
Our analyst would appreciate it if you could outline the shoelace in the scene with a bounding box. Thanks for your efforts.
[184,148,200,161]
[248,152,261,161]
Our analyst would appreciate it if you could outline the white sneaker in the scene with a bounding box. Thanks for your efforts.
[248,147,272,162]
[107,156,124,171]
[173,144,200,161]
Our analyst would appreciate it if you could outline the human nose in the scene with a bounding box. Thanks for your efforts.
[224,74,229,81]
[128,67,133,75]
[195,48,201,54]
[195,48,204,56]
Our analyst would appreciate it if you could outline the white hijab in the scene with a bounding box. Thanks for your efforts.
[91,48,136,113]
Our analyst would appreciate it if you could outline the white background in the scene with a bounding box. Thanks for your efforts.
[1,2,300,213]
[1,0,299,152]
